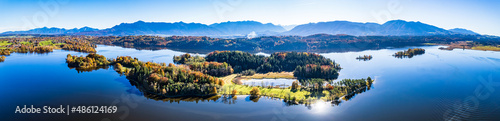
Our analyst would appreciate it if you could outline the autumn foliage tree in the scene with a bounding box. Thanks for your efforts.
[0,56,5,62]
[66,53,110,68]
[250,87,260,96]
[0,49,11,55]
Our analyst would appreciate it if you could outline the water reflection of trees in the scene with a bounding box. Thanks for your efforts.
[67,66,109,73]
[142,93,242,105]
[356,55,373,61]
[247,95,261,103]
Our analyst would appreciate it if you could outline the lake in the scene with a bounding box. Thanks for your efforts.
[1,45,499,121]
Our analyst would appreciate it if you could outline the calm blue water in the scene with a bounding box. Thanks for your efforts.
[1,45,499,121]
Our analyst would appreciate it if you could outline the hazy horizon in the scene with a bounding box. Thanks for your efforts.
[1,0,499,36]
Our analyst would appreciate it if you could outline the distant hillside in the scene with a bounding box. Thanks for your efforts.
[448,28,479,35]
[209,21,286,36]
[75,21,286,36]
[379,20,452,35]
[2,27,98,35]
[284,20,456,36]
[82,21,223,36]
[282,21,381,36]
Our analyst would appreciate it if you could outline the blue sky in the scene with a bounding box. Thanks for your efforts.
[0,0,499,35]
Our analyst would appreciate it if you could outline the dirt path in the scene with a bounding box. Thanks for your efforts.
[219,74,238,85]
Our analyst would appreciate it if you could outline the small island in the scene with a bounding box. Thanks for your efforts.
[393,48,425,58]
[356,55,373,61]
[0,56,5,62]
[66,53,110,71]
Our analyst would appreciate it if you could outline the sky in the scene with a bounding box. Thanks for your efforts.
[0,0,499,36]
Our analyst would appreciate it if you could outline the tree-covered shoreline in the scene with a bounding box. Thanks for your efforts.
[87,34,500,53]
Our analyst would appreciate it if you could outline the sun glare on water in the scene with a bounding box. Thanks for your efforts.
[310,100,330,115]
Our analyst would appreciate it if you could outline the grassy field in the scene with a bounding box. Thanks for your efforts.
[20,41,32,45]
[218,74,333,103]
[38,40,65,47]
[471,46,500,51]
[240,72,295,79]
[0,41,12,46]
[39,40,54,46]
[219,84,322,102]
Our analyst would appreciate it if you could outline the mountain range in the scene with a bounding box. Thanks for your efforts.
[1,27,98,35]
[1,20,480,37]
[283,20,478,36]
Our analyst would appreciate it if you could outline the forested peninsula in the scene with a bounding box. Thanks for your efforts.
[65,51,371,104]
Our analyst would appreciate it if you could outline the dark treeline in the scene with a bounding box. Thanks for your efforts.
[179,51,341,79]
[393,48,425,58]
[240,69,256,76]
[256,52,340,73]
[204,51,340,74]
[87,34,500,53]
[294,64,340,80]
[205,51,266,72]
[188,62,234,77]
